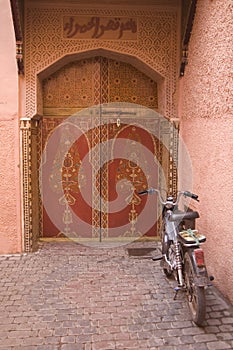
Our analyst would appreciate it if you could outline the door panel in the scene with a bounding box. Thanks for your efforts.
[41,56,160,240]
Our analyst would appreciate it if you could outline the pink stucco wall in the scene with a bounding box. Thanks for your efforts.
[0,0,22,254]
[179,0,233,303]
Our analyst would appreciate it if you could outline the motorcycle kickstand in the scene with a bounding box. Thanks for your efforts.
[152,256,163,261]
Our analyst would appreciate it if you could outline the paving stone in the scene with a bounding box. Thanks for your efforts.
[206,341,232,349]
[194,334,218,342]
[61,344,85,350]
[0,241,232,350]
[20,337,44,346]
[61,335,76,343]
[92,341,115,350]
[222,317,233,324]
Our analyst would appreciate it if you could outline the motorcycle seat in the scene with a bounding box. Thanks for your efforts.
[168,211,199,222]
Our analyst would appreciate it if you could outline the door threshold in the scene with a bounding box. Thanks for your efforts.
[39,236,160,243]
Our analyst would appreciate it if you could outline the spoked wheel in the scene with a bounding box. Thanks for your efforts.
[184,252,206,326]
[161,228,173,278]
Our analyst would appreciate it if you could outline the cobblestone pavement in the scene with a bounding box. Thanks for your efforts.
[0,241,233,350]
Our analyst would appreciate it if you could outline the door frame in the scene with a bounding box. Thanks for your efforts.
[20,49,178,252]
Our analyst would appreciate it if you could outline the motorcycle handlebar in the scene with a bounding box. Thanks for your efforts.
[183,191,199,201]
[138,188,199,205]
[137,190,148,195]
[137,188,165,205]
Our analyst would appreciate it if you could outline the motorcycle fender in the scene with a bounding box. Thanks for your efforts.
[193,274,209,287]
[187,250,209,286]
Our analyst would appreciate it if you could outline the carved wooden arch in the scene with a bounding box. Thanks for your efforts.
[35,48,166,117]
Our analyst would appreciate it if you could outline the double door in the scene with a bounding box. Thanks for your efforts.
[41,57,162,241]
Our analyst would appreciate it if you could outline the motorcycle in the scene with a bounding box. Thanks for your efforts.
[138,188,214,326]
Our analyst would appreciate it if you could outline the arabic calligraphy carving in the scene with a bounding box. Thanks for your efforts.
[63,16,137,40]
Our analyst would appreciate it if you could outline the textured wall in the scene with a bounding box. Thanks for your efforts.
[0,0,21,254]
[179,0,233,303]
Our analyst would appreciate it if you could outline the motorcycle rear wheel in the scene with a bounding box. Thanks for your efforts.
[184,252,206,326]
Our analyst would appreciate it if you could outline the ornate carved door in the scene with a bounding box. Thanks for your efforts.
[41,56,161,241]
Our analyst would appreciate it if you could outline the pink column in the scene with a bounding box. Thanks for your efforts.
[0,0,22,253]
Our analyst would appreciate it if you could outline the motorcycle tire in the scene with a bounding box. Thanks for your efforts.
[184,252,206,326]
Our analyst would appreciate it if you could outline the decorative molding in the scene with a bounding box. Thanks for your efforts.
[20,118,32,252]
[10,0,24,74]
[20,117,41,252]
[180,0,197,77]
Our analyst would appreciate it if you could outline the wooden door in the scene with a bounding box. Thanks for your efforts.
[41,57,160,241]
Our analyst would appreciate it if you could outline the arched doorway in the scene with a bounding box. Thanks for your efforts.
[22,56,177,247]
[39,56,170,242]
[42,56,166,243]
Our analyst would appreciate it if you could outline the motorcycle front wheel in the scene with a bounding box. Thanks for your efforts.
[161,228,173,278]
[184,252,206,326]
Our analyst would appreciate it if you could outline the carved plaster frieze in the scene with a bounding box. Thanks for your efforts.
[25,6,178,119]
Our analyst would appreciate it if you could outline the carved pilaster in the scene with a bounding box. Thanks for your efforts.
[169,122,179,196]
[20,117,41,252]
[20,118,33,252]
